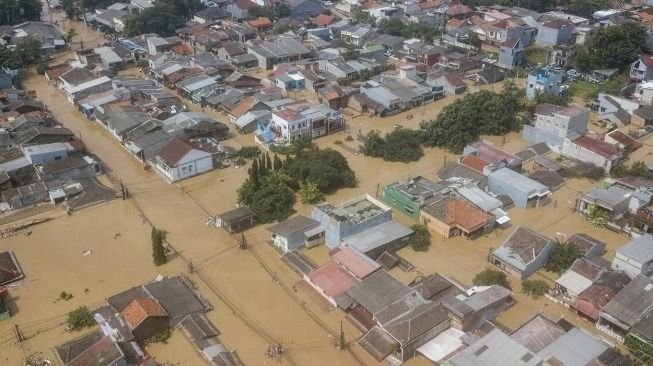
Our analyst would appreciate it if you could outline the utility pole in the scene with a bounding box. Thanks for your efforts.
[338,321,345,350]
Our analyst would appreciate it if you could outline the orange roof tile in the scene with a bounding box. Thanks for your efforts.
[444,198,492,232]
[461,154,487,173]
[247,17,272,28]
[313,13,336,26]
[121,298,167,329]
[229,96,256,118]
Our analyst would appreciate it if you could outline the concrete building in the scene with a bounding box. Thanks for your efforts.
[487,168,550,208]
[267,215,323,253]
[561,135,623,173]
[536,19,574,47]
[490,226,555,279]
[523,103,589,147]
[596,93,637,126]
[498,37,524,70]
[382,176,448,219]
[577,186,631,222]
[526,68,563,100]
[420,196,494,240]
[257,102,344,146]
[611,234,653,278]
[447,328,543,366]
[311,194,395,248]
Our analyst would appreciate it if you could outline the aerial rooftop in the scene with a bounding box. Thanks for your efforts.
[314,194,390,225]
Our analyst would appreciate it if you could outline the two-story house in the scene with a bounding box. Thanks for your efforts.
[472,18,534,50]
[523,103,589,147]
[536,19,574,47]
[498,37,524,70]
[526,67,563,100]
[612,234,653,279]
[630,55,653,82]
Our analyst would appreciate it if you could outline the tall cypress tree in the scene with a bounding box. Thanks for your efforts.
[265,153,272,171]
[273,154,282,170]
[250,159,260,187]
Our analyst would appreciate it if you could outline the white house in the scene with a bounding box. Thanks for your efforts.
[153,138,213,183]
[561,135,623,173]
[61,76,113,104]
[612,234,653,279]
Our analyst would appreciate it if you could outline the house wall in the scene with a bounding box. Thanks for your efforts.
[498,46,522,69]
[630,60,653,82]
[363,233,411,260]
[490,253,525,279]
[382,187,421,219]
[487,174,528,208]
[561,138,619,172]
[522,124,565,147]
[420,209,453,239]
[523,242,554,278]
[535,111,588,139]
[631,114,650,128]
[526,72,562,100]
[536,25,572,46]
[25,148,69,165]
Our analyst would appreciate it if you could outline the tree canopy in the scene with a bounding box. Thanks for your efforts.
[377,18,441,42]
[0,0,42,25]
[67,306,95,331]
[124,0,204,37]
[575,23,646,71]
[0,46,21,69]
[473,268,511,289]
[362,128,423,162]
[544,242,582,273]
[285,149,356,192]
[420,81,524,153]
[408,224,431,252]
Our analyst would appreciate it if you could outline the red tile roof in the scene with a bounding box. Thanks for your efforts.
[171,43,192,55]
[573,135,621,158]
[313,13,336,26]
[444,197,492,232]
[308,261,357,299]
[606,130,638,148]
[274,108,304,122]
[461,154,487,173]
[157,138,205,167]
[247,17,272,28]
[446,3,472,15]
[235,0,255,9]
[444,72,466,87]
[121,298,167,329]
[330,246,380,280]
[641,54,653,68]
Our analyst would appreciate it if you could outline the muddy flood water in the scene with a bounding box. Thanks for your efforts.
[0,21,640,364]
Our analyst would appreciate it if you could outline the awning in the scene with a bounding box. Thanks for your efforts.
[496,215,511,225]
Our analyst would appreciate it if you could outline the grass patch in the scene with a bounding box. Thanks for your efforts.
[524,46,549,64]
[568,81,600,100]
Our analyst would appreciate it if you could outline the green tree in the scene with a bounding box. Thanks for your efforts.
[523,46,549,65]
[521,279,550,299]
[469,32,481,50]
[298,181,325,204]
[575,23,646,70]
[151,227,167,266]
[473,268,510,289]
[377,18,403,36]
[273,154,282,170]
[625,334,653,366]
[351,9,375,26]
[568,0,609,18]
[602,73,628,96]
[421,82,524,153]
[14,37,42,65]
[382,128,423,162]
[248,182,295,223]
[408,224,431,252]
[64,28,78,44]
[0,0,42,25]
[544,242,582,273]
[341,44,358,61]
[285,149,356,192]
[61,0,81,19]
[67,306,95,331]
[361,130,386,157]
[0,46,21,69]
[239,146,261,159]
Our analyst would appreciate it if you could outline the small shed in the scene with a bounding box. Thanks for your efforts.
[215,207,255,233]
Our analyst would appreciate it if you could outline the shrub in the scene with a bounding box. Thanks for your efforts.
[545,242,582,273]
[298,181,324,204]
[521,279,550,299]
[345,135,354,141]
[67,306,94,331]
[408,224,431,251]
[35,62,49,75]
[151,228,167,266]
[473,268,510,289]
